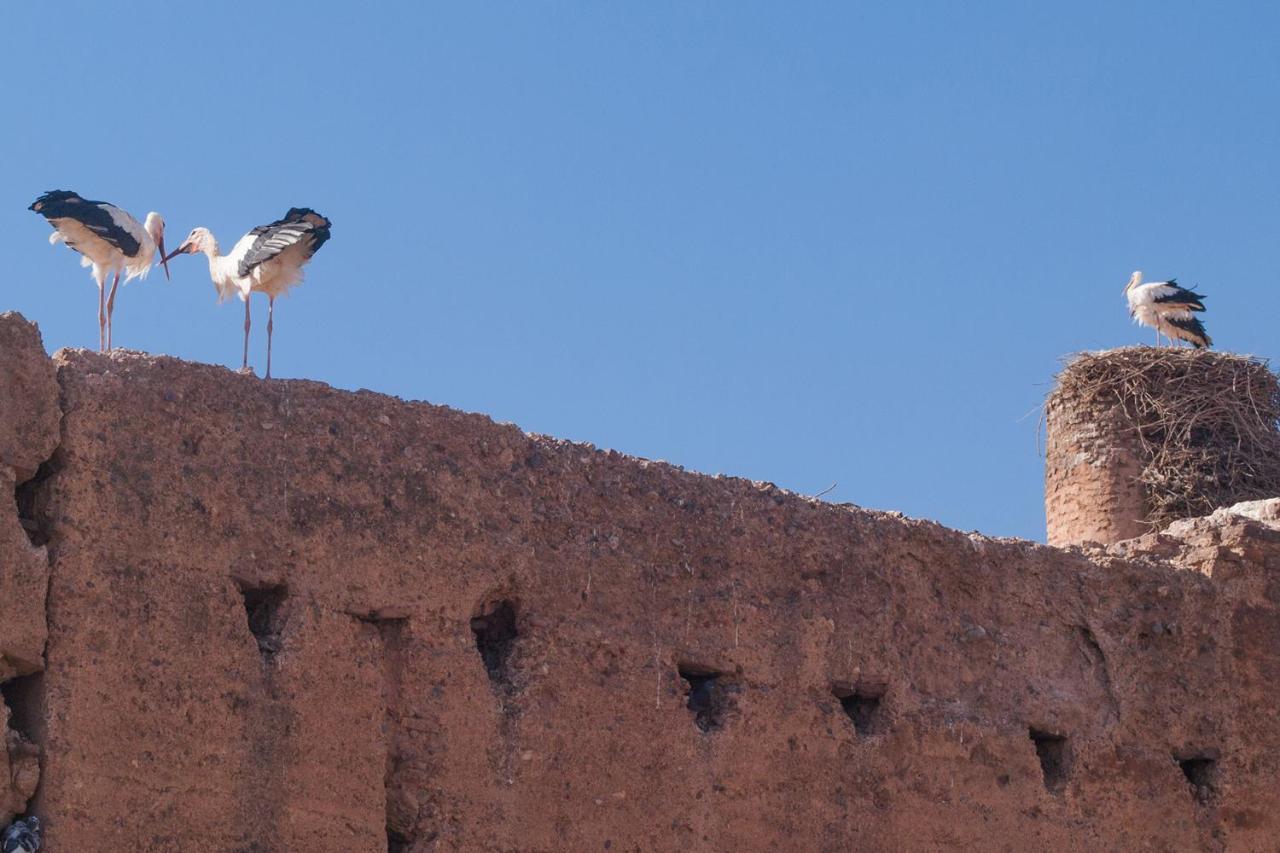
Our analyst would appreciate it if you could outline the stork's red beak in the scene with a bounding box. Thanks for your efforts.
[158,235,171,281]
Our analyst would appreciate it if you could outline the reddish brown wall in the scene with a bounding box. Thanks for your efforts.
[2,313,1280,851]
[0,314,56,822]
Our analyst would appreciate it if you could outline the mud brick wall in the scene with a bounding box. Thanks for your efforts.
[2,313,1279,851]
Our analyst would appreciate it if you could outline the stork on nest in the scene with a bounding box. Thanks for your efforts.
[1124,271,1212,349]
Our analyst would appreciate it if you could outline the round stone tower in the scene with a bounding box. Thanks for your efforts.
[1045,349,1280,547]
[1044,386,1148,546]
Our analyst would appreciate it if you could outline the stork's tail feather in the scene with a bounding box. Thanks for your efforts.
[282,207,329,226]
[282,207,332,252]
[1166,315,1213,348]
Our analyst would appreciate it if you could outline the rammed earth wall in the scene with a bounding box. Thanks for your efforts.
[0,313,1277,851]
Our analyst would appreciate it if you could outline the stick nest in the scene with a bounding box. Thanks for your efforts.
[1052,347,1280,528]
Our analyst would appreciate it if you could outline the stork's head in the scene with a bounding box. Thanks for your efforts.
[144,212,170,281]
[1124,270,1142,292]
[165,227,216,262]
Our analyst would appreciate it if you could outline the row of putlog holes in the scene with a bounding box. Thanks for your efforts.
[1027,730,1217,803]
[231,588,519,853]
[19,464,1220,834]
[676,666,886,737]
[228,585,1221,842]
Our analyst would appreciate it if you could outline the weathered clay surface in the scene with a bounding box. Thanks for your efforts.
[0,313,59,481]
[0,720,39,820]
[0,344,1260,852]
[1109,497,1280,581]
[0,314,56,821]
[0,462,50,682]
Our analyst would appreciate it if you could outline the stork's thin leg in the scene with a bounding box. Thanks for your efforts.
[242,297,252,373]
[105,270,122,352]
[266,296,275,379]
[97,282,106,353]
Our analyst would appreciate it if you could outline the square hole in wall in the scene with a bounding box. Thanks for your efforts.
[1176,750,1219,804]
[1029,728,1070,794]
[679,664,733,733]
[831,682,885,737]
[387,826,410,853]
[237,582,287,658]
[1,673,43,744]
[471,599,518,690]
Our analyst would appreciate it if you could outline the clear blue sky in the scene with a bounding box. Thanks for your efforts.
[3,2,1279,541]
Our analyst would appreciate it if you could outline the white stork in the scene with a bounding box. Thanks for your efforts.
[165,208,331,378]
[29,190,170,352]
[1124,270,1211,348]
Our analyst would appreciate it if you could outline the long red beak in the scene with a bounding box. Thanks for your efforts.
[158,236,171,281]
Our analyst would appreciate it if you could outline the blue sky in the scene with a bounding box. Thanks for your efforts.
[3,2,1278,541]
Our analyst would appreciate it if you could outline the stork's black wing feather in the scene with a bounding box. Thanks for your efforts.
[1165,315,1213,348]
[28,189,140,257]
[1152,278,1208,312]
[236,207,332,278]
[282,208,331,253]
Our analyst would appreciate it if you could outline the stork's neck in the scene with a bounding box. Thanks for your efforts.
[198,233,222,260]
[196,236,226,281]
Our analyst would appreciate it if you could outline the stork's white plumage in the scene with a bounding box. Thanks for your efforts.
[28,190,169,352]
[166,208,331,378]
[1123,270,1212,348]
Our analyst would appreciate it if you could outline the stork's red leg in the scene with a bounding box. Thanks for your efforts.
[105,270,122,351]
[266,296,275,379]
[242,297,252,373]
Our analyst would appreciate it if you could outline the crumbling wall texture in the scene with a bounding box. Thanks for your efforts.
[1044,391,1148,547]
[0,315,59,821]
[2,314,1280,851]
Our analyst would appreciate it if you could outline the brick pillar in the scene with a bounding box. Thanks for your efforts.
[1044,389,1148,546]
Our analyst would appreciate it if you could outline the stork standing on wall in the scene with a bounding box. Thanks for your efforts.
[165,208,331,378]
[28,190,170,352]
[1124,271,1212,348]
